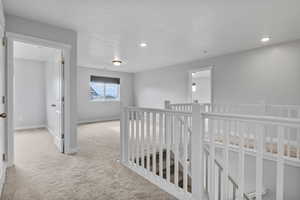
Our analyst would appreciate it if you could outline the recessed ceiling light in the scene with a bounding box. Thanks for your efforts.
[112,60,122,66]
[261,36,271,43]
[140,42,147,47]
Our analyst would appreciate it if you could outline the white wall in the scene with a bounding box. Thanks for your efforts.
[14,59,46,129]
[5,14,78,153]
[77,67,134,123]
[134,40,300,108]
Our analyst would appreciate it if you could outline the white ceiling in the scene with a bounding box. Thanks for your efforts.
[4,0,300,72]
[14,41,60,62]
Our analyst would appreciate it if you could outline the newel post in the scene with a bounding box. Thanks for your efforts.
[164,100,171,109]
[120,106,129,163]
[192,103,204,199]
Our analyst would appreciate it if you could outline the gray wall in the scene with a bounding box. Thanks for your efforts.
[5,14,78,152]
[14,59,46,129]
[77,67,134,123]
[134,40,300,108]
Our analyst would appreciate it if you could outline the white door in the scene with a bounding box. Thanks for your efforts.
[46,50,64,153]
[0,24,6,184]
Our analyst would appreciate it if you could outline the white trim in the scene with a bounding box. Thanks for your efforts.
[46,126,55,137]
[187,66,214,104]
[67,147,79,155]
[14,124,46,131]
[46,126,63,153]
[78,116,120,125]
[5,32,71,49]
[0,164,6,197]
[5,32,71,166]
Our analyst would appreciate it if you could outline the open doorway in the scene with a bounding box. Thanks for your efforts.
[188,67,212,104]
[7,39,65,166]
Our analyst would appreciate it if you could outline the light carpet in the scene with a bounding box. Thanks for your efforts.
[1,121,175,200]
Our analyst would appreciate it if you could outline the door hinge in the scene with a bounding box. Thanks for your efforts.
[2,36,7,47]
[2,96,6,104]
[2,153,6,161]
[61,134,64,139]
[61,96,65,103]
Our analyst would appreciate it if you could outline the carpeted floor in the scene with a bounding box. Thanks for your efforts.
[1,121,175,200]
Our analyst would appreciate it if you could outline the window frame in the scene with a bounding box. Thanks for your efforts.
[89,75,120,102]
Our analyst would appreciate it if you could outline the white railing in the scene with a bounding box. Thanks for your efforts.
[212,103,300,118]
[120,106,193,199]
[167,101,300,119]
[202,112,300,200]
[167,101,211,113]
[121,104,300,200]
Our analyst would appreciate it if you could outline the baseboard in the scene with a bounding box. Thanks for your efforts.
[0,164,7,198]
[46,126,55,137]
[78,116,120,125]
[66,147,79,155]
[14,124,46,131]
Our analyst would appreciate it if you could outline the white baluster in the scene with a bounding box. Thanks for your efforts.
[152,112,157,174]
[166,112,171,182]
[159,112,163,177]
[256,124,264,200]
[146,112,150,170]
[209,118,216,200]
[276,126,285,200]
[130,111,135,164]
[174,115,179,186]
[238,121,245,200]
[183,116,188,192]
[141,111,145,168]
[191,103,203,199]
[136,111,140,166]
[223,120,229,200]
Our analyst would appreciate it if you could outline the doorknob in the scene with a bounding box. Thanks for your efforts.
[0,113,7,118]
[51,104,56,107]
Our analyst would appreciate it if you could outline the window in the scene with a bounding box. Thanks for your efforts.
[90,76,120,101]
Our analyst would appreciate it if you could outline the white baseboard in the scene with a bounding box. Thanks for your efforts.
[46,126,55,137]
[14,124,46,131]
[78,116,120,125]
[0,164,7,198]
[46,126,64,153]
[66,147,79,155]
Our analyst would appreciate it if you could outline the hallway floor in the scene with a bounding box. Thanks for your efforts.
[1,121,174,200]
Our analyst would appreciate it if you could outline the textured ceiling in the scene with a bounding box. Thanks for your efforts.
[4,0,300,72]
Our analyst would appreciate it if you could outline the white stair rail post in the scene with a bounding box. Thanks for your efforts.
[120,106,129,164]
[164,100,171,145]
[191,103,204,199]
[164,100,171,110]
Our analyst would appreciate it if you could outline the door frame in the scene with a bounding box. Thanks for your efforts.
[5,32,71,166]
[187,66,214,104]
